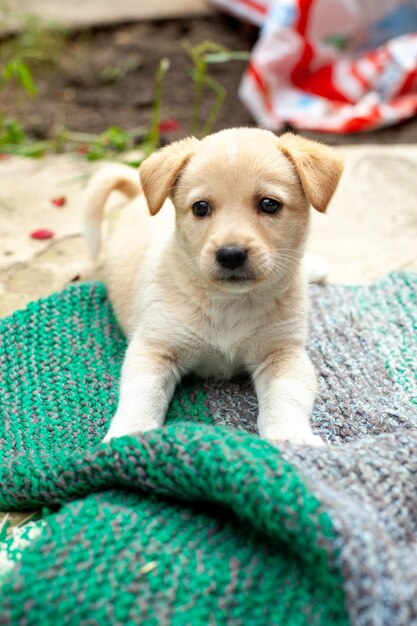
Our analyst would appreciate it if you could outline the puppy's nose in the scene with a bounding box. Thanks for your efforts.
[216,246,247,270]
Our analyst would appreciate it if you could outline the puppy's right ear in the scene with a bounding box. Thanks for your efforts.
[139,137,199,215]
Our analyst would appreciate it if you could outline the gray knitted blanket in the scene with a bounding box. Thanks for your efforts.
[1,272,417,625]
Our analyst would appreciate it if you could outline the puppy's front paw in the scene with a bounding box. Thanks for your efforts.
[102,427,134,443]
[102,417,157,442]
[266,431,324,447]
[102,410,144,443]
[286,432,324,446]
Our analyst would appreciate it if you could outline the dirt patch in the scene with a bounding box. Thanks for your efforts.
[2,16,254,145]
[2,14,417,147]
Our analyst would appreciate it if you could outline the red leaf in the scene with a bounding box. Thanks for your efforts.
[30,229,55,240]
[0,153,10,160]
[51,196,66,207]
[158,118,180,133]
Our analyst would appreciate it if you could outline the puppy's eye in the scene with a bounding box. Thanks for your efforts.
[259,197,283,214]
[192,200,211,218]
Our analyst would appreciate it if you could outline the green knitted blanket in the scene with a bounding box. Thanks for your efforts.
[1,273,417,625]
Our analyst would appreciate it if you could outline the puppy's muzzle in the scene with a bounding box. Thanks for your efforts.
[216,246,247,270]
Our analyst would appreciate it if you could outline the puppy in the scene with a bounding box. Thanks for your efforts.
[83,128,343,445]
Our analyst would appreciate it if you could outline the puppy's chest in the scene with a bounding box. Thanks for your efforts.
[191,301,268,376]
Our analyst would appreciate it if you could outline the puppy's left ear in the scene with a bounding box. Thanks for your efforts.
[277,133,344,213]
[139,136,200,215]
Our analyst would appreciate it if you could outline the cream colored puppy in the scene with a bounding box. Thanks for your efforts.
[83,128,343,445]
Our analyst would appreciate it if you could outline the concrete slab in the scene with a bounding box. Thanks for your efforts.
[0,154,100,317]
[308,145,417,285]
[1,0,212,33]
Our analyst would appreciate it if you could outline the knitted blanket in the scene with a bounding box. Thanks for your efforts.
[1,274,417,625]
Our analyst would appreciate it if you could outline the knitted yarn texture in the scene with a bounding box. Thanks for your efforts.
[1,273,417,625]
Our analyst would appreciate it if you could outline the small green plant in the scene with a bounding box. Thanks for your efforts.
[0,118,51,157]
[80,127,146,162]
[1,59,37,96]
[0,60,39,155]
[0,9,68,155]
[184,41,249,137]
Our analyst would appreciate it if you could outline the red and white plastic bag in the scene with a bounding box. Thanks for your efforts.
[209,0,417,132]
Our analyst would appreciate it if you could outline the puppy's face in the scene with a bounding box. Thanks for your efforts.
[140,128,343,292]
[173,131,309,291]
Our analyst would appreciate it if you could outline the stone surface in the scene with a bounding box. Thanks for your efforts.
[0,155,97,317]
[309,144,417,285]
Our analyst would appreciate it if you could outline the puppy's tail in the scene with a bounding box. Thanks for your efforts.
[83,164,140,260]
